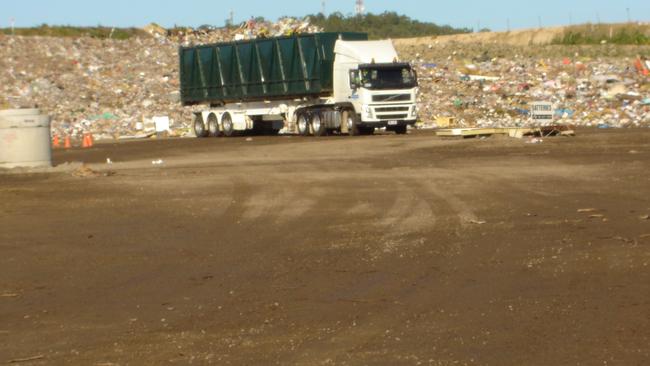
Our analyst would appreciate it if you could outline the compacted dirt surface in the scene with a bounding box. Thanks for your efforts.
[1,129,649,365]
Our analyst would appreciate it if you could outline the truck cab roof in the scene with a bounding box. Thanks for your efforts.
[334,40,399,64]
[358,62,412,69]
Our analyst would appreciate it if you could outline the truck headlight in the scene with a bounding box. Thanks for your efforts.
[411,105,418,117]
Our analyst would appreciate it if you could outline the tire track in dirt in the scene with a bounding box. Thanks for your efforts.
[283,174,479,364]
[238,178,322,225]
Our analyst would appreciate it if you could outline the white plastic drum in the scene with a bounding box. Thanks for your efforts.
[0,109,52,168]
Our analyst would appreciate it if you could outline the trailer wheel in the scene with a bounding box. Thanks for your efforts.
[222,112,235,137]
[207,114,220,137]
[311,113,327,137]
[297,113,310,136]
[193,114,208,138]
[346,110,360,136]
[394,125,407,135]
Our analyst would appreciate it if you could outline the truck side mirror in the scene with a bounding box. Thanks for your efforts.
[349,70,358,89]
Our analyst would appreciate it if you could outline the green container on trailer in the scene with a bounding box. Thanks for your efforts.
[179,32,368,105]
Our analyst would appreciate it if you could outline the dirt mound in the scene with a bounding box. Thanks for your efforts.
[395,22,650,47]
[395,26,566,47]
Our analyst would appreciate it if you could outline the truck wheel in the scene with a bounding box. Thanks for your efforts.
[346,111,360,136]
[394,125,407,135]
[311,113,327,137]
[222,113,235,137]
[297,113,310,136]
[193,114,208,138]
[207,114,220,137]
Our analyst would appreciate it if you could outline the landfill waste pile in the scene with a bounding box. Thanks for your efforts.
[0,18,322,141]
[161,17,323,46]
[1,33,188,141]
[1,21,649,141]
[397,41,650,128]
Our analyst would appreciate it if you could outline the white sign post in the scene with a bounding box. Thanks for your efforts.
[530,101,554,124]
[153,116,171,133]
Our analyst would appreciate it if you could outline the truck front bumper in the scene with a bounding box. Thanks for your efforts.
[358,118,417,129]
[359,103,417,128]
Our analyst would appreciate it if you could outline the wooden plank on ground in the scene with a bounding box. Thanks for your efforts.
[436,128,506,137]
[435,126,575,138]
[504,127,538,138]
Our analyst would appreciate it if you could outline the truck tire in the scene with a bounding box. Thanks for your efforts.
[346,110,360,136]
[207,114,220,137]
[394,125,407,135]
[222,112,235,137]
[311,113,327,137]
[193,114,208,138]
[297,113,310,136]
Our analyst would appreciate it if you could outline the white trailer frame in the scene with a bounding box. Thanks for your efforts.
[193,97,344,136]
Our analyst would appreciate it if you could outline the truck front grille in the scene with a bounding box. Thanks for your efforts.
[372,94,411,102]
[377,114,409,120]
[375,106,410,113]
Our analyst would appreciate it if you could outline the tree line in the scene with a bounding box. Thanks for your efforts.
[307,12,471,39]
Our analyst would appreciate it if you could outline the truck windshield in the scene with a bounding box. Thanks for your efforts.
[360,66,417,90]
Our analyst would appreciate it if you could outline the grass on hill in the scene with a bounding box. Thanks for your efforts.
[308,12,471,39]
[0,24,147,39]
[553,23,650,45]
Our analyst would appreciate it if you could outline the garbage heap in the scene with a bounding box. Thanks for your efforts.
[1,34,186,140]
[1,23,649,141]
[146,17,323,46]
[0,18,322,140]
[398,41,650,128]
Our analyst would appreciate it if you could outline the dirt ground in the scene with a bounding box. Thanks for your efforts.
[1,129,649,365]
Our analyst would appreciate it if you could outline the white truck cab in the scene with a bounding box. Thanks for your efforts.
[333,40,418,133]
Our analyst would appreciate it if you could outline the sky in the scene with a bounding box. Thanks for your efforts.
[2,0,649,32]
